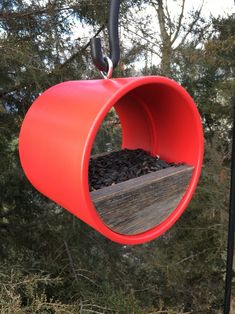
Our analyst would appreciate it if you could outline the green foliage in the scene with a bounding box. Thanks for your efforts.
[0,1,234,313]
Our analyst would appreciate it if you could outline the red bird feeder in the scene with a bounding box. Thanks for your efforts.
[19,76,204,245]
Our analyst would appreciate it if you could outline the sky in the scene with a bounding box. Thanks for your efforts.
[195,0,234,17]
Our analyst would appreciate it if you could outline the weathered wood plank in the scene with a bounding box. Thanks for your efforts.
[90,164,194,235]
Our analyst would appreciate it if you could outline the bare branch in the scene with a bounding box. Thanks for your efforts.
[177,0,204,48]
[171,0,186,45]
[164,0,173,37]
[175,248,209,266]
[0,3,78,19]
[64,240,78,283]
[154,0,170,44]
[121,23,162,58]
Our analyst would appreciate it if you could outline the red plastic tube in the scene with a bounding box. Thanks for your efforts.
[19,76,204,245]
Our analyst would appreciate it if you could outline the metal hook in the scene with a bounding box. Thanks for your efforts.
[100,57,113,79]
[90,0,121,77]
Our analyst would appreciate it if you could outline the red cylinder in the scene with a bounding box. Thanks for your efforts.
[19,76,204,245]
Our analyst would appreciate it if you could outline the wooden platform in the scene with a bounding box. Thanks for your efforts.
[90,164,194,235]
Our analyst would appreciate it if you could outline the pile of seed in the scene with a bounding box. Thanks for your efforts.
[89,149,177,191]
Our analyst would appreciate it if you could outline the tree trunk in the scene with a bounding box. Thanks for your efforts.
[156,0,172,76]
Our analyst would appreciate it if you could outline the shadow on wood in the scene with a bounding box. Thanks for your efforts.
[90,164,194,235]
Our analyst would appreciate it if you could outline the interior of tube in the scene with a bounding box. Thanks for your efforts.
[89,82,197,235]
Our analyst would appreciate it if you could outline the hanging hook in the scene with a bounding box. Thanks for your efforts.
[90,0,121,77]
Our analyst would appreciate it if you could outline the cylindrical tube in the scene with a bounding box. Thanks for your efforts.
[19,76,204,244]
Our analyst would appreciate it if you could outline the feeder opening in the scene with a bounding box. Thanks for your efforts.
[89,82,196,236]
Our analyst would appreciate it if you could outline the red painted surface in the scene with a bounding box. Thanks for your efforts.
[19,76,204,245]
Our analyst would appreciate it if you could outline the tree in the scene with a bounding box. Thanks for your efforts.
[1,0,234,312]
[121,0,207,77]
